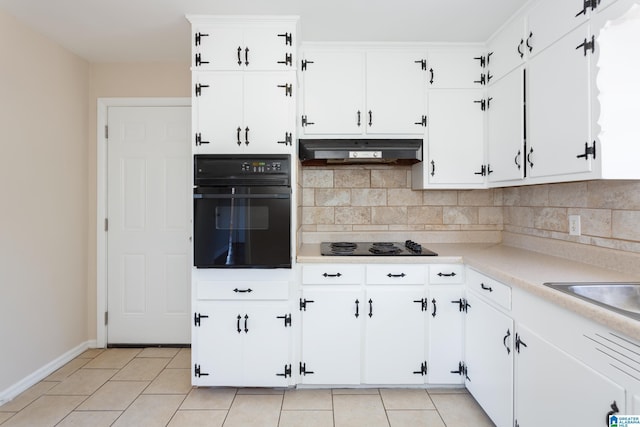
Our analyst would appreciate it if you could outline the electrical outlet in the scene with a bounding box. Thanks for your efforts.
[569,215,581,236]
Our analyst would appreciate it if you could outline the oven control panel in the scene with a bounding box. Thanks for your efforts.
[241,161,284,173]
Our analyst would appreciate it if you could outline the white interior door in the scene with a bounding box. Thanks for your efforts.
[107,105,191,344]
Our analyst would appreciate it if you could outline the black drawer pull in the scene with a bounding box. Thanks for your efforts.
[323,272,342,278]
[480,283,493,292]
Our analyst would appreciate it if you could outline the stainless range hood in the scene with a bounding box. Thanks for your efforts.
[299,139,423,165]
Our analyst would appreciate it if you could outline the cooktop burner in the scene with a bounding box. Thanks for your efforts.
[320,241,438,256]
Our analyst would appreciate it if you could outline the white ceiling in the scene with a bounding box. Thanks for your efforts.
[0,0,530,63]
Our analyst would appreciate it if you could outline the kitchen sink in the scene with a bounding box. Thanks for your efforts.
[544,282,640,321]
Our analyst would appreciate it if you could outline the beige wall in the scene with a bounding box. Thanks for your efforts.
[0,10,89,395]
[85,62,191,340]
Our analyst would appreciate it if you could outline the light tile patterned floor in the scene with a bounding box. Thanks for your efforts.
[0,348,495,426]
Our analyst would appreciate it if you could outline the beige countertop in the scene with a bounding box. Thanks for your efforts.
[297,242,640,341]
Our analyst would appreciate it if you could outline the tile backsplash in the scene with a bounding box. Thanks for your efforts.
[301,166,640,255]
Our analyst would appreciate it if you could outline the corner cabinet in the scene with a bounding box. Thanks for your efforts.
[188,15,298,155]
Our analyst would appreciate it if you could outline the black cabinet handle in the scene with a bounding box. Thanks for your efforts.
[387,273,406,278]
[430,160,436,177]
[503,329,511,354]
[429,68,434,85]
[431,298,437,318]
[606,401,619,426]
[237,46,242,66]
[368,299,373,318]
[233,288,253,293]
[527,147,534,168]
[480,283,493,292]
[526,31,533,52]
[518,39,524,58]
[437,272,457,277]
[244,127,250,145]
[355,299,360,318]
[515,150,521,170]
[368,110,373,126]
[236,127,242,146]
[237,315,242,333]
[244,47,250,66]
[244,314,249,333]
[323,272,342,278]
[357,110,361,127]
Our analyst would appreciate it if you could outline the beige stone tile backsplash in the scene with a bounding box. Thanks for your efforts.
[301,166,503,233]
[301,166,640,255]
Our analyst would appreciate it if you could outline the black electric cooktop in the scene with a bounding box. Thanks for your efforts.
[320,241,438,256]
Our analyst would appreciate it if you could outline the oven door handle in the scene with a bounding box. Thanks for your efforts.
[194,193,290,199]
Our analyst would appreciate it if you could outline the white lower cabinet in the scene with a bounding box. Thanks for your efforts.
[192,300,292,387]
[464,289,514,427]
[299,286,363,385]
[364,286,427,384]
[514,324,626,427]
[427,285,465,384]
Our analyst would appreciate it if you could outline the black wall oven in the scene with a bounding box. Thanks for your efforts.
[193,155,291,268]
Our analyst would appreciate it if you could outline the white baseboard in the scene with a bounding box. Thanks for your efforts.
[0,340,97,406]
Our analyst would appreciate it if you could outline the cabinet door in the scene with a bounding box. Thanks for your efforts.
[428,49,486,89]
[300,287,362,385]
[300,51,364,135]
[465,291,514,427]
[243,72,296,153]
[192,27,244,70]
[487,15,526,82]
[364,287,427,384]
[244,27,296,71]
[527,0,589,58]
[425,89,485,185]
[427,286,464,385]
[243,302,292,387]
[366,51,427,134]
[193,72,243,154]
[527,23,593,180]
[515,324,626,427]
[487,67,525,184]
[192,301,244,386]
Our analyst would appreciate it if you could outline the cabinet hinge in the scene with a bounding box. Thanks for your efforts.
[299,362,315,376]
[277,313,292,327]
[276,363,292,378]
[301,115,315,127]
[450,361,470,381]
[193,312,209,327]
[414,115,427,127]
[576,35,596,56]
[104,218,108,232]
[473,55,486,68]
[277,32,293,46]
[299,298,315,311]
[195,53,210,67]
[195,132,210,146]
[413,361,428,376]
[474,74,486,86]
[576,141,596,160]
[413,298,428,312]
[277,83,293,97]
[515,420,520,427]
[576,0,601,16]
[194,32,209,46]
[452,298,471,313]
[474,164,487,176]
[515,333,528,353]
[414,59,427,70]
[301,59,314,71]
[194,363,209,378]
[277,132,293,146]
[194,83,209,97]
[104,311,108,325]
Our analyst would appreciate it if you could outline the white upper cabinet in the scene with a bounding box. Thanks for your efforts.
[189,16,298,71]
[427,48,488,89]
[487,67,525,184]
[365,51,428,135]
[487,14,527,83]
[526,0,590,58]
[526,22,593,180]
[299,46,427,137]
[300,50,365,135]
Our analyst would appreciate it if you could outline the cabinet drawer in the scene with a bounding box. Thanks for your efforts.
[466,268,511,310]
[366,264,426,285]
[302,264,364,285]
[429,264,465,284]
[196,281,289,300]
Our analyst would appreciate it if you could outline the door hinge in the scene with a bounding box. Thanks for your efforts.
[452,298,471,313]
[576,0,600,16]
[473,55,486,68]
[299,362,315,376]
[413,298,428,312]
[193,312,209,327]
[300,298,315,311]
[576,141,596,160]
[194,32,209,47]
[450,361,470,381]
[576,35,596,56]
[301,115,315,127]
[414,59,427,70]
[474,164,487,176]
[276,363,292,378]
[194,363,209,378]
[104,311,108,325]
[104,218,108,232]
[194,83,209,97]
[301,59,314,71]
[414,115,427,127]
[277,313,292,327]
[515,333,528,353]
[413,361,428,376]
